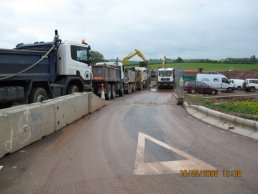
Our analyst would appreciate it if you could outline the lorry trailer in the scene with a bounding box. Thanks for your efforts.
[92,63,123,99]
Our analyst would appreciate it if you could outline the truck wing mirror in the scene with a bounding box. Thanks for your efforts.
[88,56,93,65]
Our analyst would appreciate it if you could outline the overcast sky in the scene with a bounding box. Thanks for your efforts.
[0,0,257,60]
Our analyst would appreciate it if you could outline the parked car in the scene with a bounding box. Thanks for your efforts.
[243,79,258,92]
[230,79,245,90]
[184,81,218,95]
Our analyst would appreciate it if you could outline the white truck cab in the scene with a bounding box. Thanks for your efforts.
[57,41,92,82]
[196,73,234,92]
[158,68,175,88]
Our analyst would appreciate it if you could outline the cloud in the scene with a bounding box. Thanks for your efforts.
[0,0,257,59]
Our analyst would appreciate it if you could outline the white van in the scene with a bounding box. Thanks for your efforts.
[230,79,245,90]
[244,79,258,92]
[196,73,234,92]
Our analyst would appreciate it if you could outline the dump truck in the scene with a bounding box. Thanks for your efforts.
[157,68,175,89]
[92,63,123,99]
[94,62,138,97]
[124,67,136,94]
[135,67,149,90]
[0,30,92,107]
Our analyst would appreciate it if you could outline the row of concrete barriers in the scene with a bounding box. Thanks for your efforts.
[0,92,106,159]
[184,102,258,140]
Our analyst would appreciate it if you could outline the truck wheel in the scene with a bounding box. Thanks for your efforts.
[132,84,135,93]
[140,83,143,91]
[106,85,111,100]
[111,85,116,99]
[29,87,48,103]
[250,87,255,92]
[227,87,233,92]
[191,89,195,94]
[67,85,79,94]
[129,84,132,94]
[119,87,124,97]
[237,86,241,91]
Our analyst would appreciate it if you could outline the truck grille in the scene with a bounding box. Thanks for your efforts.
[161,78,170,81]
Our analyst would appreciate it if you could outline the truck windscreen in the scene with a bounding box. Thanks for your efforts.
[159,71,172,77]
[71,45,88,64]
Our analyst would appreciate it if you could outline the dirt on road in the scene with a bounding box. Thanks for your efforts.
[0,89,258,194]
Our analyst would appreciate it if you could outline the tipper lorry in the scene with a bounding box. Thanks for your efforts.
[158,68,175,89]
[93,61,137,98]
[124,67,136,94]
[135,67,149,90]
[0,30,92,106]
[92,62,123,99]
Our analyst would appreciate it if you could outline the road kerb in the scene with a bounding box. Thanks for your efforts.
[183,103,258,140]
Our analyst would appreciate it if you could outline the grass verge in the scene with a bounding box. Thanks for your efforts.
[185,94,258,121]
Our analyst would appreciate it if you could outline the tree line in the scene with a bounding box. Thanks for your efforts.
[89,50,257,65]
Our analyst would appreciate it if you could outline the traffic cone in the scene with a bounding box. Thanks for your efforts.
[101,83,105,100]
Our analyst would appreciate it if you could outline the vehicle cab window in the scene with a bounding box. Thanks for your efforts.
[222,78,230,84]
[71,45,89,64]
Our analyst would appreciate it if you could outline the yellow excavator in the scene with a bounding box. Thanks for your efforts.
[121,49,148,67]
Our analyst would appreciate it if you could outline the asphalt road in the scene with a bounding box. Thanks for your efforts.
[0,89,258,194]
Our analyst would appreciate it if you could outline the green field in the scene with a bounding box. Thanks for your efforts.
[125,63,258,71]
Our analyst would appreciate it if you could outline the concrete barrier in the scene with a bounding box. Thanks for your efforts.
[88,92,106,113]
[0,103,55,158]
[0,92,105,158]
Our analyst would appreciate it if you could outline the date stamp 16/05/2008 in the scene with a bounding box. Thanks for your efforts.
[180,169,242,177]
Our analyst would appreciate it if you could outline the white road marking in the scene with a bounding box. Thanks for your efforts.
[0,166,3,171]
[133,132,216,175]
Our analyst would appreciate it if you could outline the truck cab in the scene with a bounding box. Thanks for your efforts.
[57,41,92,90]
[158,68,175,89]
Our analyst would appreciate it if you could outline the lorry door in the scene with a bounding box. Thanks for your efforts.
[70,45,91,81]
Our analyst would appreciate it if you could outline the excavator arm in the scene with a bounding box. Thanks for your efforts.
[121,49,148,65]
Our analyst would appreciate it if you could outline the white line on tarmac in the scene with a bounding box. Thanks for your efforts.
[0,166,3,171]
[133,132,216,175]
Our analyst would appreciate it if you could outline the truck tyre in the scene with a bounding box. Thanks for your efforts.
[129,84,132,94]
[111,85,116,99]
[29,87,48,103]
[132,84,135,93]
[250,87,255,92]
[227,87,233,92]
[67,84,79,94]
[119,87,124,97]
[140,83,143,91]
[237,86,241,91]
[106,85,111,100]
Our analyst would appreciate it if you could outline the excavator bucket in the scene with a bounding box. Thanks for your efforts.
[139,61,148,67]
